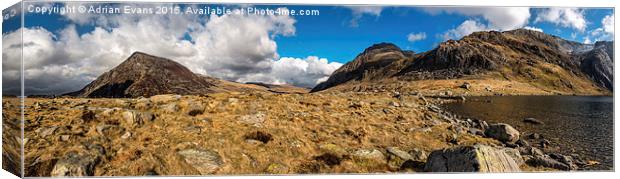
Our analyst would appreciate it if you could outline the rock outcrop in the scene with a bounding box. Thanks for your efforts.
[424,144,521,172]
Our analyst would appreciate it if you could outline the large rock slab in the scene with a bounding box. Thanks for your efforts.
[485,123,520,143]
[424,144,521,172]
[177,149,223,175]
[50,148,105,177]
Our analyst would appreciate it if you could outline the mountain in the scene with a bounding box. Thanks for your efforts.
[67,52,307,98]
[311,29,613,95]
[67,52,219,98]
[576,41,614,90]
[311,43,415,92]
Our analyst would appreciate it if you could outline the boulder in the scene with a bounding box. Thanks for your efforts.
[122,111,155,127]
[352,149,386,167]
[50,148,103,177]
[424,144,521,172]
[523,118,544,125]
[177,149,223,175]
[485,123,520,143]
[51,152,98,176]
[386,147,414,169]
[526,154,572,171]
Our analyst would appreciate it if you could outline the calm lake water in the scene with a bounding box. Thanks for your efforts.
[442,95,614,170]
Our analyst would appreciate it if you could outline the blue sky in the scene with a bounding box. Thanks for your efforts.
[1,2,615,94]
[6,4,614,63]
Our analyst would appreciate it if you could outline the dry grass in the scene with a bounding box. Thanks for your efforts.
[4,90,507,176]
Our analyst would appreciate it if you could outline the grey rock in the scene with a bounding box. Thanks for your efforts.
[352,149,385,161]
[177,149,223,175]
[523,118,544,125]
[526,154,572,171]
[122,111,155,127]
[50,151,100,176]
[485,123,520,143]
[386,147,413,169]
[424,144,521,172]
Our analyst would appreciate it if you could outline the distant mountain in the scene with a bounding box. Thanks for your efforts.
[67,52,307,98]
[67,52,219,98]
[311,29,613,94]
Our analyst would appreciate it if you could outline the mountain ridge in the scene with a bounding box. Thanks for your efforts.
[311,28,613,95]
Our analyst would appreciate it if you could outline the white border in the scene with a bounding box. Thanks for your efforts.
[0,0,618,179]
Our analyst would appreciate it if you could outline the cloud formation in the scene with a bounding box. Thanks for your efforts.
[535,8,587,32]
[523,26,543,32]
[2,4,341,95]
[407,32,427,42]
[346,6,383,27]
[423,7,531,31]
[584,13,614,44]
[441,20,490,40]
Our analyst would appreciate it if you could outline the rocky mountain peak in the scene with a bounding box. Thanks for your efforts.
[67,52,218,98]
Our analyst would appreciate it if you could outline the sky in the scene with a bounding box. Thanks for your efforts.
[1,2,615,95]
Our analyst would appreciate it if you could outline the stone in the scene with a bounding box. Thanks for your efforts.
[386,147,413,169]
[485,123,520,143]
[239,113,266,127]
[36,126,58,138]
[187,102,205,116]
[424,144,521,172]
[549,153,578,170]
[264,163,289,174]
[177,149,223,175]
[527,133,542,139]
[319,143,347,157]
[122,111,155,127]
[516,139,530,147]
[60,135,71,141]
[389,101,401,107]
[502,148,524,166]
[526,155,572,171]
[159,103,179,114]
[121,132,131,139]
[409,148,428,162]
[460,82,471,90]
[523,118,544,125]
[50,151,100,176]
[519,146,545,157]
[149,94,181,104]
[352,149,386,167]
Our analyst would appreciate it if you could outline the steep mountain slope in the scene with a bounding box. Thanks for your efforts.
[311,43,416,92]
[576,41,614,90]
[68,52,307,98]
[312,29,612,95]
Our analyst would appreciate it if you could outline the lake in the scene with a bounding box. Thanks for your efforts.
[442,95,614,170]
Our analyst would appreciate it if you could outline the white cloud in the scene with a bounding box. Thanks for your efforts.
[407,32,427,42]
[534,8,587,32]
[423,7,531,31]
[3,5,341,95]
[583,13,614,44]
[601,14,614,35]
[346,6,384,27]
[442,20,491,40]
[268,56,343,88]
[524,26,544,32]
